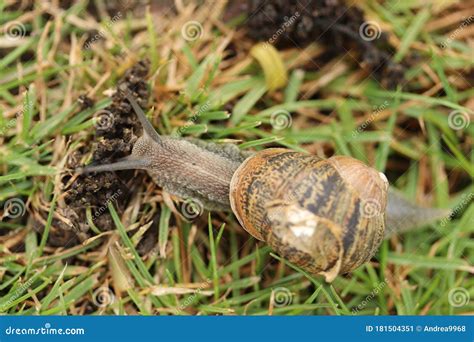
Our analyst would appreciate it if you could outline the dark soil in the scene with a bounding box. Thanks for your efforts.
[48,60,151,248]
[242,0,405,89]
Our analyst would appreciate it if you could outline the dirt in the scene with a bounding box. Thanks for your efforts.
[241,0,406,89]
[46,60,151,248]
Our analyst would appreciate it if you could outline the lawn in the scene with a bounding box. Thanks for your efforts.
[0,0,472,315]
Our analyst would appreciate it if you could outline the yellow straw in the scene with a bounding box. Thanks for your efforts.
[250,43,288,91]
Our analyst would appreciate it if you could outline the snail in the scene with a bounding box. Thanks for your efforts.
[78,92,449,282]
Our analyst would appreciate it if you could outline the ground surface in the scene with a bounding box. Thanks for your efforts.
[0,0,473,315]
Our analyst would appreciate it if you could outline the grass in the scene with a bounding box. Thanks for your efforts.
[0,1,472,316]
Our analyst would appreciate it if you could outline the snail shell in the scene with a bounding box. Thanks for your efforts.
[229,149,388,282]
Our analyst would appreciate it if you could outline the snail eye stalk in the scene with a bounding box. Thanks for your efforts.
[123,91,162,144]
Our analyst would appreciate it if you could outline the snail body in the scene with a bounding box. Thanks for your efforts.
[79,93,249,211]
[79,93,446,282]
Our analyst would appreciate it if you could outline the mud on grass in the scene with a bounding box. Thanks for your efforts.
[54,60,151,248]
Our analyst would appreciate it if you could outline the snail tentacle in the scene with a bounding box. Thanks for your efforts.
[77,156,151,174]
[124,91,162,143]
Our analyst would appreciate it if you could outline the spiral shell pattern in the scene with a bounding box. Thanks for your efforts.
[230,149,388,282]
